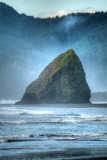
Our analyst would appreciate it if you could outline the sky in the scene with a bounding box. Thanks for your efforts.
[0,0,107,17]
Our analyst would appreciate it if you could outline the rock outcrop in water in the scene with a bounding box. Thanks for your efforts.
[17,49,91,104]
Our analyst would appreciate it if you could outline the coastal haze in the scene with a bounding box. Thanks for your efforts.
[0,2,107,101]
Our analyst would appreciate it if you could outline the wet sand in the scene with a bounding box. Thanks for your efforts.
[0,147,107,160]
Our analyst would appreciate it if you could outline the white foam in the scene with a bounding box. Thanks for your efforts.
[0,107,54,115]
[0,119,27,124]
[92,102,107,104]
[30,117,78,123]
[0,134,30,139]
[23,110,54,115]
[0,139,6,143]
[80,114,107,122]
[0,118,77,124]
[0,99,18,105]
[0,132,107,143]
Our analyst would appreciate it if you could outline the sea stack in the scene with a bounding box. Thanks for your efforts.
[17,49,91,104]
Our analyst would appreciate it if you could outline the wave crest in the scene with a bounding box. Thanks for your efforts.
[0,99,18,105]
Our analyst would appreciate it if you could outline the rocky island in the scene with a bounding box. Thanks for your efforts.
[17,49,91,104]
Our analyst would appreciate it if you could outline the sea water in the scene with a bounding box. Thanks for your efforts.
[0,104,107,159]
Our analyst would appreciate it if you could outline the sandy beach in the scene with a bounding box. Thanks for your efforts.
[0,147,107,160]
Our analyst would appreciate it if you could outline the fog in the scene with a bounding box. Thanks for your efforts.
[0,6,107,100]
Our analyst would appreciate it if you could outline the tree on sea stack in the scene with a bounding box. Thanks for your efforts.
[17,49,91,104]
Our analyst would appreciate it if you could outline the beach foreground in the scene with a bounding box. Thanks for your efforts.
[0,104,107,159]
[1,147,107,160]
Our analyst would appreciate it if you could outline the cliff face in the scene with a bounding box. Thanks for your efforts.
[18,49,91,104]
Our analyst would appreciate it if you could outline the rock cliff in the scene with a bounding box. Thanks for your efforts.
[17,49,91,104]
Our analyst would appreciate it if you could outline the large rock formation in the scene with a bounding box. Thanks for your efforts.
[17,49,91,104]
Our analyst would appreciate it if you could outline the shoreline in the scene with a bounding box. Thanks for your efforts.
[0,147,107,160]
[0,156,107,160]
[1,102,107,107]
[15,103,107,107]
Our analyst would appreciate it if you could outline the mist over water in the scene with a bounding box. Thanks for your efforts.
[0,3,107,100]
[0,99,18,105]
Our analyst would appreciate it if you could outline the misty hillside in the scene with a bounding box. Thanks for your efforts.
[0,2,107,100]
[91,92,107,103]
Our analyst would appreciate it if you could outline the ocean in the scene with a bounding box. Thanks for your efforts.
[0,103,107,160]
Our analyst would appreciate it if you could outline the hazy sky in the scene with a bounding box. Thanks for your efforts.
[0,0,107,17]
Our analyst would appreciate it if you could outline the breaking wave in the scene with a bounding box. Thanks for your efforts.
[0,117,107,125]
[0,120,27,124]
[0,113,107,124]
[0,132,107,143]
[0,99,18,105]
[92,102,107,104]
[0,107,54,116]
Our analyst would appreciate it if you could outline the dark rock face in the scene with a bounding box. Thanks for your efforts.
[18,49,91,104]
